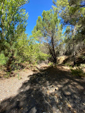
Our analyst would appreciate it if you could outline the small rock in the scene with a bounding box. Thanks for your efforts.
[46,81,49,86]
[83,103,85,105]
[29,107,37,113]
[64,91,71,96]
[53,106,59,113]
[21,89,23,92]
[55,87,58,91]
[17,99,19,101]
[67,103,72,108]
[57,85,62,88]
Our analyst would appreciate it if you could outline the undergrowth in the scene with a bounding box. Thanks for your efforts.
[71,67,85,77]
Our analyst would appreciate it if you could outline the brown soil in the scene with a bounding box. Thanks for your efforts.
[0,65,85,113]
[0,69,33,101]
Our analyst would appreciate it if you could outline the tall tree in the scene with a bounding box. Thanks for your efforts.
[0,0,29,71]
[31,9,62,64]
[53,0,85,65]
[53,0,85,39]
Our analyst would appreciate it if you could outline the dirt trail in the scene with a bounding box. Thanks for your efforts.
[0,65,85,113]
[0,63,48,101]
[0,70,33,101]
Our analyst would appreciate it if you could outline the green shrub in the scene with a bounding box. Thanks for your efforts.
[4,72,11,78]
[65,63,71,67]
[71,67,85,77]
[48,62,53,66]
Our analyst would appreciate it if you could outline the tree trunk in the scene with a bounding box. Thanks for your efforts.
[6,15,15,72]
[72,26,76,67]
[73,40,76,66]
[51,34,57,64]
[6,52,15,72]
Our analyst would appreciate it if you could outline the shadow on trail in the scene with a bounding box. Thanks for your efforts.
[0,66,85,113]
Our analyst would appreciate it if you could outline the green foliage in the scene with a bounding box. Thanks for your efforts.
[16,31,49,65]
[71,67,85,77]
[53,0,85,37]
[48,62,53,66]
[0,0,29,71]
[4,72,11,78]
[37,51,49,63]
[53,0,85,61]
[65,63,71,67]
[0,53,8,66]
[80,55,85,61]
[80,64,85,68]
[31,9,63,64]
[17,73,22,80]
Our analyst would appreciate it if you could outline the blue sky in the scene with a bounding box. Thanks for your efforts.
[23,0,54,37]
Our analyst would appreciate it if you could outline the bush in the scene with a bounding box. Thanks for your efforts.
[71,67,85,77]
[48,62,53,66]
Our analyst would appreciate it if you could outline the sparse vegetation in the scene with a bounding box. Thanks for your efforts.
[71,67,85,77]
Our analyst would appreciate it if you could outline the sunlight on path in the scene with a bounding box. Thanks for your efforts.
[0,70,33,102]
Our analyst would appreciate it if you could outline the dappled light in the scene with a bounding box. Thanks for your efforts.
[0,66,85,113]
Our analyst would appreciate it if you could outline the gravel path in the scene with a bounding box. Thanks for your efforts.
[0,65,85,113]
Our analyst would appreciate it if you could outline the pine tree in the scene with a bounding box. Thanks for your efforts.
[53,0,85,66]
[31,9,62,64]
[0,0,29,71]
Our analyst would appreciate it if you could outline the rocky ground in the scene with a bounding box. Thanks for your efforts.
[0,65,85,113]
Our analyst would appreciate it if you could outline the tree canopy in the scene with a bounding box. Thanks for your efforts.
[31,9,63,64]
